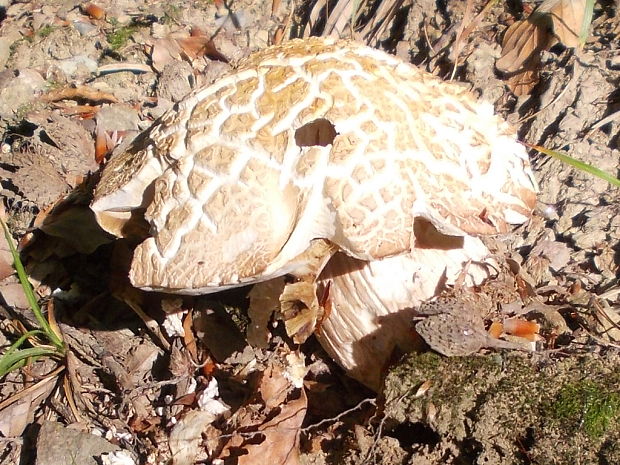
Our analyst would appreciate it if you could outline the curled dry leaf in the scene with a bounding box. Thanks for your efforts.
[497,17,552,95]
[497,0,591,95]
[82,3,106,20]
[503,318,541,341]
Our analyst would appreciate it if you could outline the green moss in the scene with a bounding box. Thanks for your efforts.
[14,102,33,120]
[37,25,55,38]
[106,24,138,51]
[551,380,620,438]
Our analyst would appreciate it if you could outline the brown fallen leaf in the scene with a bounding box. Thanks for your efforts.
[0,214,15,281]
[38,205,113,255]
[496,16,553,74]
[150,38,183,72]
[170,410,218,465]
[0,369,60,437]
[497,0,591,95]
[50,102,99,118]
[95,121,108,164]
[219,362,307,465]
[496,16,551,95]
[541,0,589,47]
[506,62,541,96]
[81,3,106,20]
[247,277,285,347]
[238,390,305,465]
[177,36,229,63]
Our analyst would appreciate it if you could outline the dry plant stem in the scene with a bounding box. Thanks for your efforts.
[63,350,87,423]
[301,397,376,433]
[63,372,84,423]
[450,0,499,80]
[450,0,475,80]
[124,299,171,351]
[0,365,65,410]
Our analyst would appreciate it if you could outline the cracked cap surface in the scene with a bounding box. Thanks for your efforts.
[91,36,538,294]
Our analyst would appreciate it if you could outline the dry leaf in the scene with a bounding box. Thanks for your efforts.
[247,277,285,347]
[497,18,550,95]
[0,224,15,281]
[497,17,553,74]
[38,205,113,254]
[503,318,540,341]
[592,302,620,343]
[280,280,321,344]
[541,0,589,47]
[150,38,183,72]
[498,0,591,94]
[95,120,108,163]
[170,410,217,465]
[220,362,307,465]
[237,390,305,465]
[82,3,106,20]
[0,375,56,437]
[530,239,571,271]
[177,36,229,63]
[0,277,31,309]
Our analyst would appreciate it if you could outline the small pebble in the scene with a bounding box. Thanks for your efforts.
[73,20,98,36]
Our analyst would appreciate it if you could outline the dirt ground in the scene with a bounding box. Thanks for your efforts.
[0,1,619,464]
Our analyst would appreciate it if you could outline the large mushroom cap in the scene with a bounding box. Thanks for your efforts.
[91,37,537,295]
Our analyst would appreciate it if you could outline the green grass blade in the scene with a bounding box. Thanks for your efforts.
[2,330,47,356]
[0,218,64,349]
[530,145,620,188]
[580,0,595,45]
[0,346,59,377]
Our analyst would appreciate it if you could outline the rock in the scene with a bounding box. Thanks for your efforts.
[0,68,46,120]
[0,37,12,69]
[36,421,119,465]
[95,104,141,133]
[54,54,98,79]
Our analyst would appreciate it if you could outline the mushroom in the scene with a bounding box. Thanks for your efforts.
[91,37,538,389]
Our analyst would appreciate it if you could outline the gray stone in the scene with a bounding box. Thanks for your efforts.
[36,421,119,465]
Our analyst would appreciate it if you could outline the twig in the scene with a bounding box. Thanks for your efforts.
[301,397,376,433]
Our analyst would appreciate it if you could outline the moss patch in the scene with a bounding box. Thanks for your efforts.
[551,380,620,438]
[382,350,620,465]
[106,24,138,51]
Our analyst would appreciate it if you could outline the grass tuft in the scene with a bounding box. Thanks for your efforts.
[0,218,65,378]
